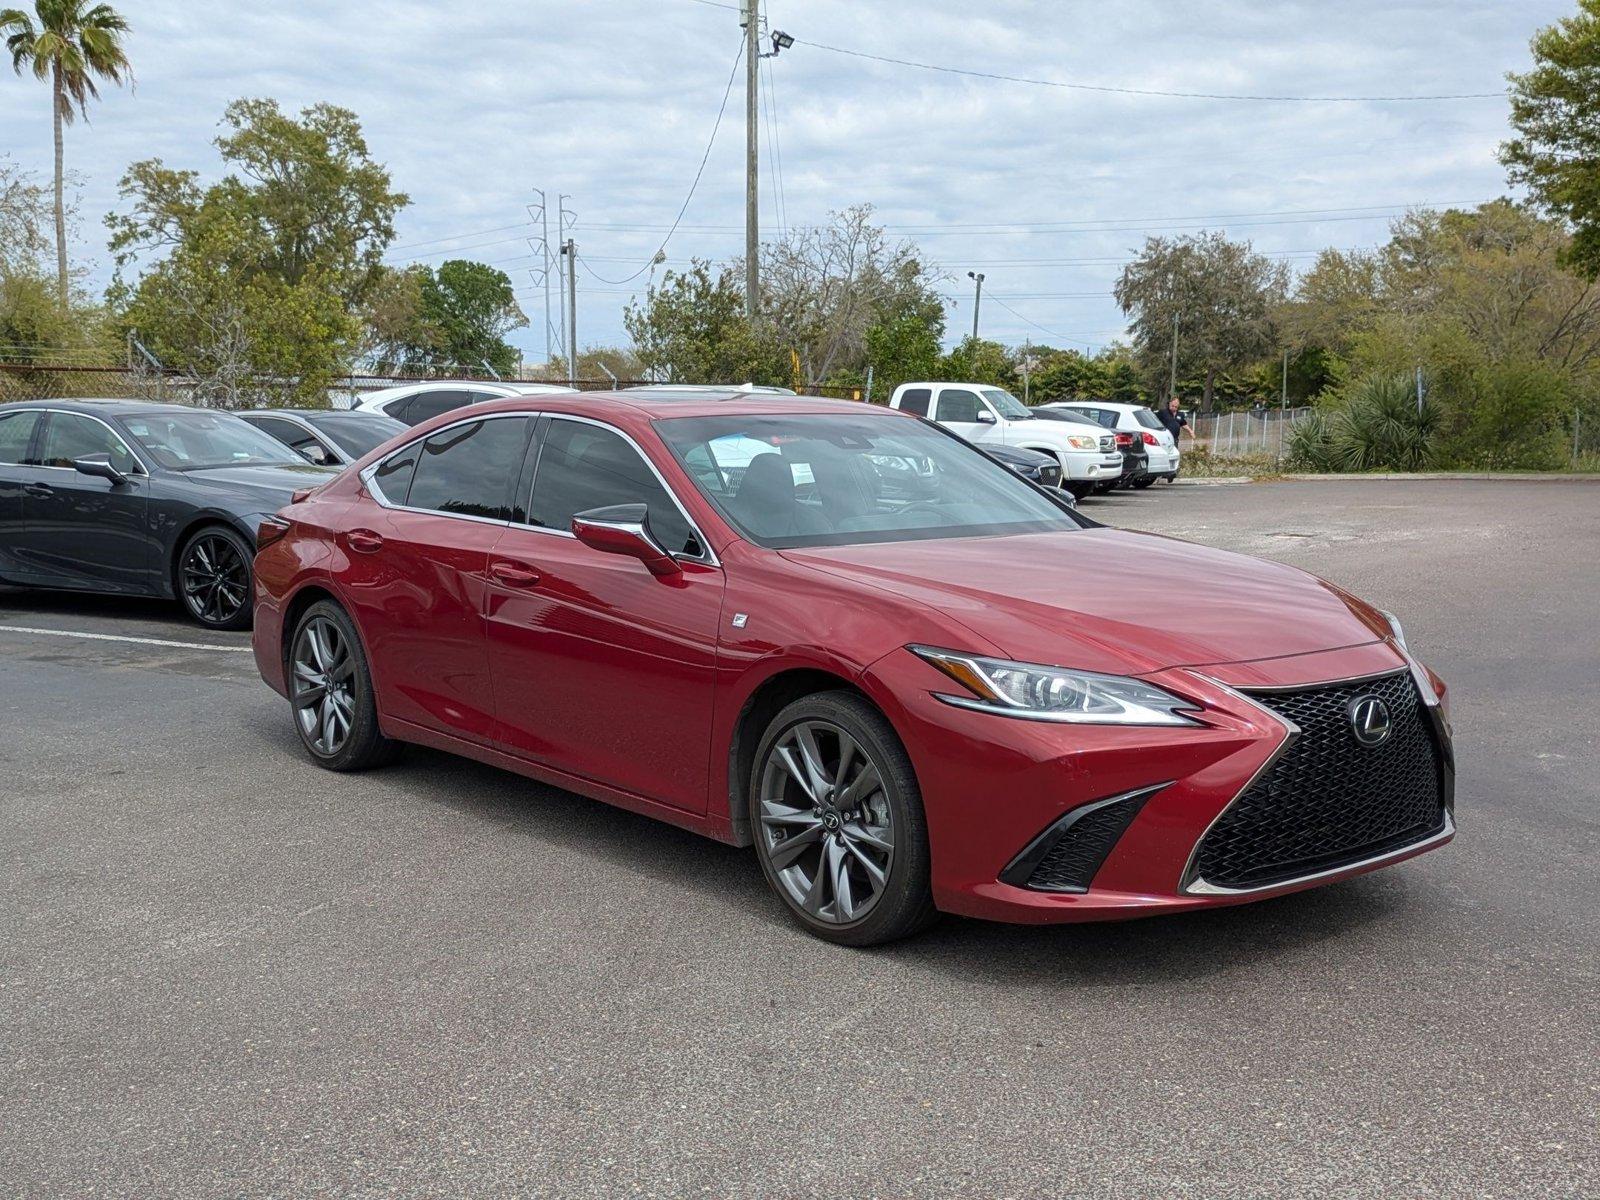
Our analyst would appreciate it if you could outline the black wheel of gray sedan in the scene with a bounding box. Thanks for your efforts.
[289,600,400,771]
[178,525,253,630]
[750,691,936,946]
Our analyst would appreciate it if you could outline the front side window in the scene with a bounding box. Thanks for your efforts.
[405,417,530,520]
[935,389,986,423]
[0,410,41,465]
[659,412,1082,549]
[122,412,299,470]
[38,412,142,474]
[528,419,698,556]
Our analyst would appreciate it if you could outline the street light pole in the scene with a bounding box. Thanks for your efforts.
[967,271,984,342]
[563,238,577,388]
[744,0,760,321]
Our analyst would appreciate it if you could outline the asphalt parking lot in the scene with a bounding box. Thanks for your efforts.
[2,478,1596,1198]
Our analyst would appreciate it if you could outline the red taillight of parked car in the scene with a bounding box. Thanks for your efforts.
[1115,432,1135,446]
[1142,431,1159,445]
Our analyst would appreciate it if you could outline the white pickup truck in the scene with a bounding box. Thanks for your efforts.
[888,382,1124,498]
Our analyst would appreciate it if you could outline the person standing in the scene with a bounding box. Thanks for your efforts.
[1157,395,1191,441]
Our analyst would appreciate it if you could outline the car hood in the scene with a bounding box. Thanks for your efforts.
[781,527,1387,675]
[180,461,340,504]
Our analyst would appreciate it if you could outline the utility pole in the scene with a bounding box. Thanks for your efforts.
[1168,312,1180,401]
[1415,363,1424,416]
[563,238,577,388]
[744,0,760,321]
[1281,347,1289,411]
[967,271,984,341]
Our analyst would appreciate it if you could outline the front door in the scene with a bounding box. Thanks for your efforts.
[15,411,153,594]
[486,416,724,813]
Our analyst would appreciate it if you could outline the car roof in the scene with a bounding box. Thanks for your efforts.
[0,398,212,418]
[242,407,391,420]
[1051,400,1147,411]
[407,390,902,425]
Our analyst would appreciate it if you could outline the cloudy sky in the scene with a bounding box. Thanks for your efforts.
[0,0,1569,367]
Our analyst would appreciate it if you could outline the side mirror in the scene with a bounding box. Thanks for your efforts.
[299,444,336,467]
[975,410,997,424]
[72,454,129,485]
[571,503,681,577]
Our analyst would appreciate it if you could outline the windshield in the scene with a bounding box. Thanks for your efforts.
[658,412,1083,549]
[122,411,303,471]
[980,388,1033,419]
[308,412,407,457]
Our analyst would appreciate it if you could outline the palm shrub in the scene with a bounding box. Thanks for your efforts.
[1328,371,1439,471]
[1284,409,1337,471]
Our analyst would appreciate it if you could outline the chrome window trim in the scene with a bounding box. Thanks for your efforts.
[240,412,342,463]
[25,408,151,476]
[358,410,532,528]
[1177,666,1442,896]
[524,413,720,567]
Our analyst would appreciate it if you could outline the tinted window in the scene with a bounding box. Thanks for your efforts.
[0,410,41,465]
[528,419,697,556]
[897,388,931,416]
[38,412,141,473]
[397,390,471,427]
[248,416,323,456]
[1069,406,1117,429]
[405,417,529,520]
[936,389,984,423]
[659,412,1082,550]
[310,412,406,457]
[371,442,421,504]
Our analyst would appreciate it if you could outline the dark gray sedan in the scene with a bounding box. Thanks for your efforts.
[237,408,406,467]
[0,400,338,630]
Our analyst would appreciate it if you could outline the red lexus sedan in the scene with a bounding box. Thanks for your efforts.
[251,391,1454,945]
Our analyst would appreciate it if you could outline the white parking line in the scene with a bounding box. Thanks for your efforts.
[0,625,252,653]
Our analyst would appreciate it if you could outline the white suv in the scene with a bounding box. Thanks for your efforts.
[888,382,1123,498]
[1043,401,1180,486]
[347,380,578,427]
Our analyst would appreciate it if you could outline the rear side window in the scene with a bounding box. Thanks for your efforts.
[935,389,984,423]
[897,388,931,417]
[404,390,472,426]
[528,419,698,556]
[1071,407,1116,429]
[405,417,530,521]
[1133,408,1163,430]
[0,410,41,465]
[370,443,421,504]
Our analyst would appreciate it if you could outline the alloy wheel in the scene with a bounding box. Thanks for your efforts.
[757,720,895,925]
[180,533,249,625]
[291,616,357,756]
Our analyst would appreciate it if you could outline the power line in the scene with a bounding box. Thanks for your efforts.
[389,222,535,253]
[790,37,1505,103]
[580,38,747,287]
[985,297,1095,350]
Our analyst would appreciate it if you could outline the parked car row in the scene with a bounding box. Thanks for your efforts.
[887,382,1182,498]
[0,385,1454,949]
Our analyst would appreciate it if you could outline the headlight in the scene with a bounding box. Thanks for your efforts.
[1065,435,1099,450]
[910,646,1201,726]
[1379,609,1407,650]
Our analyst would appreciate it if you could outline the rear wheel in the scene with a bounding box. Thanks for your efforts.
[178,525,253,630]
[750,691,936,946]
[288,600,400,771]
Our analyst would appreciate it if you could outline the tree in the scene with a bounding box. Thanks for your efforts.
[759,205,944,387]
[107,100,408,404]
[1113,231,1289,410]
[2,0,131,308]
[623,261,787,385]
[109,99,407,307]
[361,260,526,376]
[1502,0,1600,280]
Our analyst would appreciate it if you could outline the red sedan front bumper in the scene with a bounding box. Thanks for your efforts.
[863,639,1454,924]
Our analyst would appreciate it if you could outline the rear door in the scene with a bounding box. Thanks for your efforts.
[15,411,155,593]
[0,409,46,581]
[341,414,534,742]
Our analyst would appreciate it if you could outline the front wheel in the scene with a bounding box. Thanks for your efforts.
[178,525,254,630]
[288,600,401,771]
[750,691,936,946]
[1066,482,1094,500]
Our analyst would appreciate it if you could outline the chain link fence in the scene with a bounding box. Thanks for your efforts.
[1192,407,1312,457]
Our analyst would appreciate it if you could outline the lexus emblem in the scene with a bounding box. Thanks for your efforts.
[1347,695,1393,747]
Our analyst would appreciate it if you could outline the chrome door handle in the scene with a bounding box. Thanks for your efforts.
[23,482,52,497]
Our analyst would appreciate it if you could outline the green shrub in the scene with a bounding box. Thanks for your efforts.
[1284,409,1337,471]
[1329,372,1439,471]
[1436,360,1569,470]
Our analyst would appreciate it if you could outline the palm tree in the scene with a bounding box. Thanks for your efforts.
[1,1,131,309]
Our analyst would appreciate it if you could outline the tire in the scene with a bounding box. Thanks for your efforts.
[177,524,254,630]
[287,599,401,771]
[1066,482,1093,500]
[1132,476,1156,489]
[749,690,937,946]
